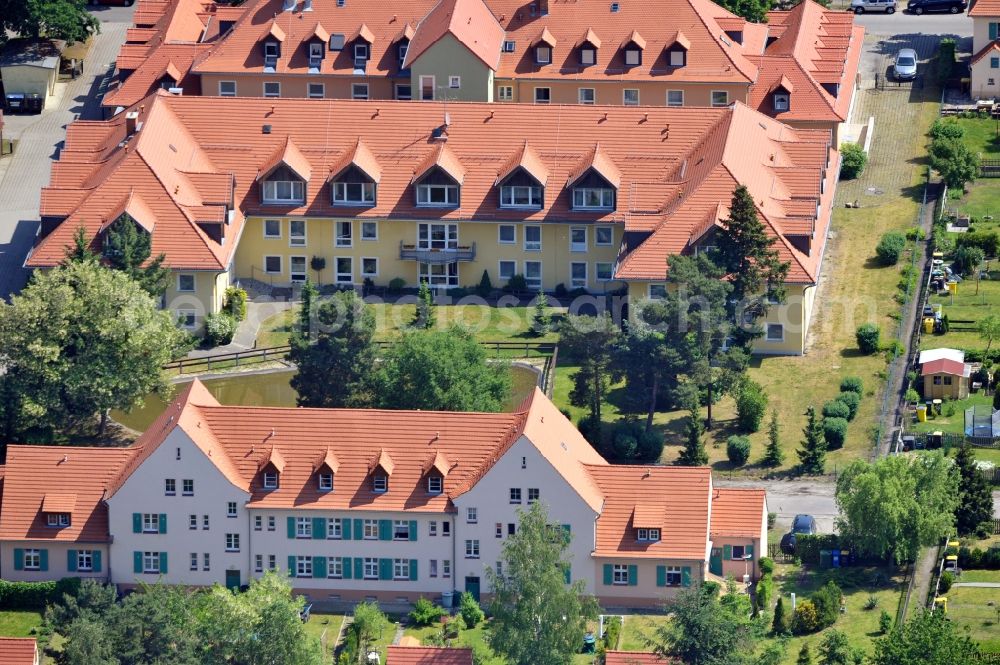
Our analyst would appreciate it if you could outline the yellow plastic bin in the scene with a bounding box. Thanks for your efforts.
[948,281,958,295]
[916,405,927,422]
[934,596,948,613]
[923,317,935,333]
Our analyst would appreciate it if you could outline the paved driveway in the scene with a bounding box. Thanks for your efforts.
[0,14,130,299]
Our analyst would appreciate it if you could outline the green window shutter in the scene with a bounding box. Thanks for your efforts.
[563,564,571,585]
[39,549,48,572]
[159,552,167,574]
[342,520,352,540]
[312,517,326,540]
[133,551,142,574]
[723,544,732,560]
[379,519,392,541]
[627,564,638,586]
[343,557,353,579]
[313,556,326,578]
[409,520,418,541]
[991,22,998,40]
[132,513,142,533]
[656,565,666,587]
[379,558,392,580]
[746,544,754,558]
[353,519,363,540]
[353,557,363,580]
[561,524,571,544]
[93,551,102,573]
[68,550,78,573]
[287,517,296,539]
[410,559,418,581]
[602,564,612,586]
[159,514,167,534]
[13,549,23,571]
[681,566,692,587]
[288,556,297,576]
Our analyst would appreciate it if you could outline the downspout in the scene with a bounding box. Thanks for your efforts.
[451,514,457,599]
[246,504,252,585]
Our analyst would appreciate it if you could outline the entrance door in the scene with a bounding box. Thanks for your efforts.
[464,575,480,602]
[709,548,723,576]
[225,569,241,590]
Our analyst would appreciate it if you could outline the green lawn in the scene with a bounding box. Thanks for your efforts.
[403,619,504,665]
[955,181,1000,222]
[0,610,43,638]
[618,615,667,651]
[907,392,992,434]
[921,278,1000,351]
[257,303,561,348]
[946,579,1000,651]
[301,613,345,658]
[951,116,1000,159]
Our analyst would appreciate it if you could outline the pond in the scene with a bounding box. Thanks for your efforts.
[112,364,541,432]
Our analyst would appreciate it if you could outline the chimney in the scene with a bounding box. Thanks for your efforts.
[125,110,139,136]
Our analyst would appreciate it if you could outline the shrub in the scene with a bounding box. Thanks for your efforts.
[875,231,907,266]
[577,415,602,447]
[905,226,926,241]
[755,574,774,614]
[939,570,954,594]
[459,591,484,628]
[929,117,964,141]
[840,376,864,395]
[864,594,879,610]
[879,610,893,634]
[792,599,822,634]
[855,324,881,355]
[388,277,406,293]
[840,142,867,179]
[204,312,238,346]
[554,283,569,298]
[726,435,752,466]
[505,274,528,293]
[822,417,848,450]
[954,245,986,277]
[794,534,840,564]
[223,286,248,321]
[611,419,664,462]
[772,596,789,635]
[835,391,860,420]
[956,231,1000,258]
[602,615,622,650]
[810,580,843,630]
[822,400,850,420]
[736,379,768,432]
[759,557,775,575]
[409,597,446,627]
[477,270,493,297]
[0,578,80,610]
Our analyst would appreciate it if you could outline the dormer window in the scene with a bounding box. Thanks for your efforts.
[535,45,552,64]
[314,448,338,493]
[334,180,375,205]
[501,185,541,208]
[263,470,278,489]
[263,176,304,204]
[46,513,70,527]
[573,187,614,209]
[264,41,279,69]
[318,472,333,491]
[398,41,408,65]
[417,182,458,206]
[637,528,660,542]
[427,475,443,494]
[373,474,388,493]
[668,48,686,67]
[624,47,640,66]
[774,91,789,111]
[259,138,310,205]
[580,46,596,65]
[354,42,369,67]
[308,42,324,68]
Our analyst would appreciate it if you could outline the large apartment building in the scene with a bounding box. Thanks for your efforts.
[30,92,836,354]
[0,381,767,610]
[110,0,862,143]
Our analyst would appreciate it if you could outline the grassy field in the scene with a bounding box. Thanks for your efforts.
[301,613,345,659]
[257,302,562,348]
[907,392,991,434]
[921,278,1000,351]
[951,116,1000,159]
[0,610,43,638]
[945,570,1000,651]
[618,615,666,651]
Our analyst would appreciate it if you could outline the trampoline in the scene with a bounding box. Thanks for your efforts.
[964,404,1000,437]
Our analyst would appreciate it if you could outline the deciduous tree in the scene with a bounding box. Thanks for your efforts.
[0,0,99,44]
[711,0,771,22]
[487,502,599,665]
[870,609,977,665]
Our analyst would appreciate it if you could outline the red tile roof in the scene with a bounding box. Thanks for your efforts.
[0,445,134,543]
[405,0,505,70]
[585,465,711,559]
[972,40,1000,65]
[970,0,1000,16]
[605,652,669,665]
[387,646,473,665]
[0,638,38,665]
[921,358,970,377]
[710,488,766,539]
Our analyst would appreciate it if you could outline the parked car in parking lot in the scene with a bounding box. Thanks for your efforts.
[779,514,818,554]
[894,49,918,81]
[851,0,897,13]
[906,0,965,13]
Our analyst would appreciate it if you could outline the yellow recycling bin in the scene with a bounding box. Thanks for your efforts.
[916,405,927,422]
[934,596,948,613]
[948,281,958,295]
[923,317,935,333]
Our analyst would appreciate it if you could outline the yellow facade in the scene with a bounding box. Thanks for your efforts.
[626,281,814,356]
[198,72,400,100]
[234,216,625,294]
[164,268,231,334]
[495,79,750,108]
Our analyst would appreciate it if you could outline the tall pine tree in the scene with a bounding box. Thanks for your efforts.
[797,643,813,665]
[954,443,993,536]
[676,387,709,466]
[797,406,826,475]
[102,213,170,296]
[762,409,785,467]
[411,280,436,329]
[63,226,95,264]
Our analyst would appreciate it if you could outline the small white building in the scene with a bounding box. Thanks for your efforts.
[0,40,62,105]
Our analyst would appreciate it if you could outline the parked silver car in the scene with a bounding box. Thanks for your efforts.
[894,48,918,81]
[851,0,896,13]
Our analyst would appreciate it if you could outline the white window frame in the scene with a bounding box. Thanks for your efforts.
[766,324,784,342]
[393,520,411,541]
[296,517,312,538]
[142,513,160,533]
[225,533,240,552]
[254,515,262,531]
[333,181,375,206]
[570,262,587,289]
[202,514,209,529]
[430,559,438,577]
[498,260,516,283]
[500,185,541,208]
[732,545,747,559]
[637,528,661,541]
[289,219,306,247]
[363,557,378,580]
[427,475,443,494]
[318,473,333,491]
[364,519,379,539]
[525,261,542,290]
[623,89,639,106]
[665,566,682,585]
[498,224,516,244]
[398,42,408,63]
[202,552,210,571]
[143,551,161,574]
[420,75,435,101]
[596,262,614,281]
[570,227,587,252]
[442,559,451,577]
[290,256,307,283]
[268,516,276,531]
[449,75,461,89]
[578,87,595,104]
[361,257,378,278]
[262,179,304,204]
[465,539,480,558]
[595,225,613,246]
[580,47,596,65]
[309,42,324,67]
[219,81,237,97]
[395,83,412,100]
[308,82,325,99]
[509,487,522,504]
[416,184,458,207]
[327,518,342,539]
[533,87,551,104]
[711,90,729,107]
[373,474,388,493]
[352,83,369,100]
[498,85,513,102]
[23,549,41,570]
[773,92,789,111]
[429,521,438,536]
[612,564,629,585]
[263,219,281,238]
[354,42,369,61]
[263,470,278,489]
[466,507,478,524]
[227,502,237,518]
[328,557,344,578]
[535,45,552,64]
[263,81,280,98]
[503,40,516,52]
[361,221,378,240]
[573,188,614,210]
[335,257,353,284]
[268,554,276,569]
[78,550,94,571]
[191,552,199,571]
[335,220,353,246]
[255,554,263,572]
[393,558,410,579]
[528,488,540,503]
[524,225,542,252]
[667,90,684,107]
[296,556,312,578]
[47,513,70,527]
[190,514,198,530]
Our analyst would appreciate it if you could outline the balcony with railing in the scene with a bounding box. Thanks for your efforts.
[399,241,476,264]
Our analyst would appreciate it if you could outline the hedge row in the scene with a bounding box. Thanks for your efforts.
[0,577,80,610]
[794,534,841,564]
[957,546,1000,569]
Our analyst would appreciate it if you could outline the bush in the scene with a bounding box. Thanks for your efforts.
[905,226,926,241]
[822,417,848,450]
[388,277,406,293]
[809,580,843,630]
[577,415,602,447]
[954,245,986,277]
[409,597,446,627]
[0,577,80,610]
[864,594,879,610]
[822,400,850,420]
[879,610,893,634]
[840,376,864,395]
[759,557,775,575]
[459,591,484,628]
[794,534,840,564]
[855,323,881,355]
[505,274,528,293]
[835,391,860,421]
[223,286,248,321]
[939,571,954,593]
[477,270,493,297]
[875,231,907,266]
[736,380,768,433]
[602,615,622,649]
[929,117,964,141]
[755,573,774,614]
[726,435,752,466]
[792,599,822,635]
[611,419,664,462]
[955,231,1000,258]
[840,142,867,179]
[204,311,238,346]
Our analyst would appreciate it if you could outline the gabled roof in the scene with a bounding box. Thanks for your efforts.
[605,652,668,665]
[972,40,1000,65]
[315,448,340,473]
[267,19,286,42]
[372,449,396,476]
[309,22,330,44]
[586,465,711,559]
[412,143,466,185]
[579,28,602,49]
[710,488,766,538]
[404,0,505,70]
[918,348,965,365]
[41,494,77,514]
[671,31,691,50]
[352,23,375,44]
[921,358,970,378]
[258,135,312,182]
[261,446,286,473]
[970,0,1000,16]
[625,29,646,50]
[424,450,452,476]
[566,143,622,189]
[495,141,549,186]
[0,638,38,665]
[536,27,558,48]
[386,645,473,665]
[329,138,382,183]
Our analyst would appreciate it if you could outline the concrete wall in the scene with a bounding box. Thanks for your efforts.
[452,436,600,596]
[0,64,58,98]
[408,34,494,102]
[106,427,252,587]
[495,79,749,108]
[0,542,109,582]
